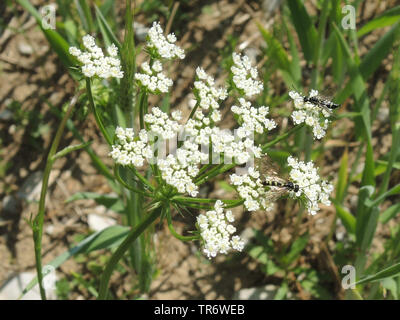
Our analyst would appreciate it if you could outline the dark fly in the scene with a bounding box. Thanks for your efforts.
[256,156,300,202]
[302,94,340,112]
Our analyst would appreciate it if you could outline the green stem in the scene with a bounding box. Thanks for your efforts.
[120,0,136,126]
[261,124,305,152]
[33,94,80,300]
[98,204,163,299]
[86,78,112,145]
[114,165,152,197]
[172,196,244,208]
[195,163,224,184]
[195,163,236,186]
[304,132,313,162]
[166,207,198,242]
[196,163,213,177]
[138,91,147,130]
[187,100,200,121]
[128,165,155,191]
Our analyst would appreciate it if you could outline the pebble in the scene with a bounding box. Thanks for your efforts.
[0,271,57,300]
[87,211,116,232]
[18,42,33,56]
[233,284,295,300]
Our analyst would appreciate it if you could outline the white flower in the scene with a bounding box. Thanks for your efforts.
[231,52,263,98]
[286,156,333,215]
[109,127,153,166]
[232,98,277,136]
[197,201,244,259]
[193,67,227,122]
[144,107,182,139]
[107,43,118,57]
[135,60,173,93]
[230,168,274,212]
[147,21,185,60]
[69,35,123,79]
[289,90,332,140]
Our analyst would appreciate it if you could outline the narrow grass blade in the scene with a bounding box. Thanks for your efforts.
[66,192,125,214]
[335,148,348,203]
[257,22,291,74]
[51,141,92,161]
[355,185,375,249]
[19,226,130,299]
[359,22,400,80]
[17,0,79,79]
[286,0,317,63]
[380,203,400,224]
[357,6,400,37]
[94,4,121,50]
[333,202,356,235]
[76,0,95,33]
[354,262,400,286]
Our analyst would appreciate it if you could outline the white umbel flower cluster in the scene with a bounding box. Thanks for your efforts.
[231,52,263,98]
[287,156,333,215]
[230,167,274,212]
[144,107,182,139]
[232,98,277,137]
[289,90,330,140]
[135,60,173,93]
[147,21,185,60]
[69,35,123,79]
[194,67,228,120]
[157,141,207,197]
[182,117,262,165]
[197,200,245,259]
[109,127,153,166]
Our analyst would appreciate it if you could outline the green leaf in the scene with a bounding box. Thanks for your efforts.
[365,184,400,208]
[76,0,94,33]
[355,185,375,246]
[257,22,291,73]
[380,203,400,224]
[19,225,130,298]
[287,0,318,63]
[51,141,92,161]
[357,6,400,37]
[283,14,301,84]
[361,140,375,187]
[333,202,356,235]
[359,22,400,80]
[47,102,115,182]
[284,233,309,266]
[248,245,268,265]
[94,4,121,50]
[216,181,236,192]
[355,262,400,286]
[274,281,289,300]
[265,259,280,276]
[84,225,130,252]
[16,0,79,79]
[336,148,348,203]
[66,192,125,214]
[301,279,333,299]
